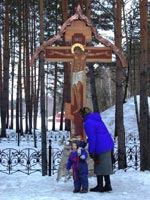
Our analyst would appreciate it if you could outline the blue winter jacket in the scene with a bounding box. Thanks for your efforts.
[66,149,88,175]
[83,113,114,154]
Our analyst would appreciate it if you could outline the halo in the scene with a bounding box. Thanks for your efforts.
[71,43,85,54]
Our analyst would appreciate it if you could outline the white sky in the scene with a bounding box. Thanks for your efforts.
[0,96,150,200]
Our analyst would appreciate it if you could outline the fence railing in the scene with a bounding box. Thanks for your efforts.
[0,133,140,175]
[113,142,140,172]
[0,141,63,175]
[0,130,70,145]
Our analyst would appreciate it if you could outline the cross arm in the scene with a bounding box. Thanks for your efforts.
[45,47,73,62]
[85,47,112,63]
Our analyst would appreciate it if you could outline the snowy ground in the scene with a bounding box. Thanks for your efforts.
[0,96,150,200]
[0,170,150,200]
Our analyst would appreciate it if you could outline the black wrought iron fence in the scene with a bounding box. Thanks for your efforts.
[0,130,70,146]
[0,148,42,175]
[0,134,140,175]
[113,142,140,172]
[0,142,63,175]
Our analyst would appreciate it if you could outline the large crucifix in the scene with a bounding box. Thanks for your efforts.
[45,20,112,141]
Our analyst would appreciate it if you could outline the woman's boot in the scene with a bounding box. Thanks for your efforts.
[90,175,104,192]
[103,175,112,192]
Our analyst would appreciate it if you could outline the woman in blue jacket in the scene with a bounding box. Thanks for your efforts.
[79,107,114,192]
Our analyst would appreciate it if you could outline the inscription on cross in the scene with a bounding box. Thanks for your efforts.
[45,20,112,140]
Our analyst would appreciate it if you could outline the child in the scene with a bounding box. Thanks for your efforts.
[66,140,88,193]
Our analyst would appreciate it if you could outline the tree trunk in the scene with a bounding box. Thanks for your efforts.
[139,0,150,170]
[24,0,31,134]
[51,0,60,131]
[16,0,23,135]
[1,0,9,137]
[114,0,126,169]
[9,12,15,130]
[10,59,15,130]
[40,0,47,176]
[122,3,130,103]
[33,7,40,147]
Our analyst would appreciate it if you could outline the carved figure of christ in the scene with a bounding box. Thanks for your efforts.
[47,44,111,113]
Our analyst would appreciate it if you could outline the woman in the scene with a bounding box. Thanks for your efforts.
[79,107,114,192]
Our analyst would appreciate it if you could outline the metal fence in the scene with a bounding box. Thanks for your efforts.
[0,133,140,175]
[113,137,140,172]
[0,130,70,145]
[0,141,63,175]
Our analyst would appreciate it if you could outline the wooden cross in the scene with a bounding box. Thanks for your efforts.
[45,20,112,141]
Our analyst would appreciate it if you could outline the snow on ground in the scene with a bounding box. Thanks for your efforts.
[0,170,150,200]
